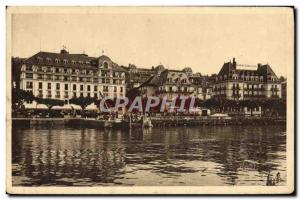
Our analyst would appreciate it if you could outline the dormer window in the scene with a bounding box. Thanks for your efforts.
[103,62,108,68]
[86,61,90,65]
[37,57,43,62]
[63,59,68,64]
[46,57,51,62]
[26,65,32,71]
[55,58,60,63]
[71,60,76,64]
[79,61,83,64]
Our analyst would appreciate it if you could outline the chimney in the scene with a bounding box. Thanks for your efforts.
[232,57,236,68]
[60,49,69,54]
[258,63,261,68]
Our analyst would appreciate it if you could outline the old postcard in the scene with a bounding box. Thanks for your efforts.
[6,6,294,194]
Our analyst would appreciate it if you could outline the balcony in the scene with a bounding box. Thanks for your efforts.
[64,94,69,98]
[232,93,241,98]
[25,68,33,71]
[231,86,240,90]
[55,95,61,98]
[243,94,266,98]
[93,78,99,83]
[71,77,77,82]
[271,88,279,92]
[215,94,226,98]
[46,94,52,98]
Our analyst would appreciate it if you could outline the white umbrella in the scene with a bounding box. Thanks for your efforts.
[85,103,98,110]
[24,102,36,109]
[69,104,82,110]
[61,104,73,110]
[52,105,64,110]
[36,104,48,109]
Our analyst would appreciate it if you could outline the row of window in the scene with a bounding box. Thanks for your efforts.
[214,83,266,90]
[166,78,188,84]
[27,81,123,93]
[216,75,278,82]
[159,86,191,92]
[37,91,122,99]
[37,56,90,65]
[217,75,264,82]
[26,66,124,77]
[38,91,99,98]
[28,73,124,84]
[215,90,266,96]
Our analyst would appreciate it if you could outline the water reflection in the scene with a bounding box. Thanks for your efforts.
[12,125,286,186]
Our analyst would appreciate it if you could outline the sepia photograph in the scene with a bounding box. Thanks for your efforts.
[6,6,294,195]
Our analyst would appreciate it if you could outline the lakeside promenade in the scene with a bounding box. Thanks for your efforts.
[12,116,286,128]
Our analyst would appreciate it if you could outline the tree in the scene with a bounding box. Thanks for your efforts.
[194,98,204,108]
[126,88,140,102]
[35,97,64,110]
[279,76,286,82]
[12,88,34,110]
[69,96,95,110]
[261,98,286,117]
[11,57,24,90]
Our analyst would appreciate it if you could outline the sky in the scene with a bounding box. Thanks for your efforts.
[10,7,293,77]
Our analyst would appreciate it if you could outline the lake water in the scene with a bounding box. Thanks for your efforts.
[12,125,286,186]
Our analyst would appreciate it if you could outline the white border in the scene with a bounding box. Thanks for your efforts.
[1,1,298,199]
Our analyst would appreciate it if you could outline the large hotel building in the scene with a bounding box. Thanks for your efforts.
[19,49,126,100]
[213,58,282,100]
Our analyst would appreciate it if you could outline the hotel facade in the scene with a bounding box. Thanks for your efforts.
[213,58,282,100]
[17,50,283,104]
[19,49,126,100]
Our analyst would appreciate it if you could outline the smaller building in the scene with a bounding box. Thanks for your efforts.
[139,69,195,99]
[123,64,165,90]
[188,73,212,100]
